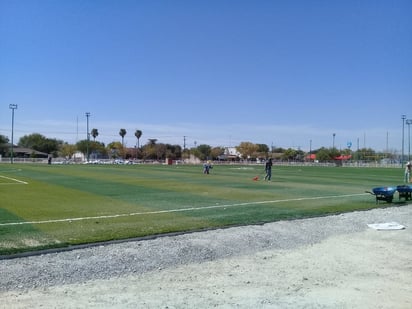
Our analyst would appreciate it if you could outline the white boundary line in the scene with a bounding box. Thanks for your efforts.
[0,193,368,227]
[0,175,28,185]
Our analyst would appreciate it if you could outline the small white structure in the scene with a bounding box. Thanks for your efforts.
[225,147,240,157]
[73,151,85,161]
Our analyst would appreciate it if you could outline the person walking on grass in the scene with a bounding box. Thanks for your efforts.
[264,158,273,181]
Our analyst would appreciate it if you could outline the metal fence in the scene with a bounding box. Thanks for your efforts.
[0,156,403,168]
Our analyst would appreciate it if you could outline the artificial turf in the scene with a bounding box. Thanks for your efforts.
[0,163,407,255]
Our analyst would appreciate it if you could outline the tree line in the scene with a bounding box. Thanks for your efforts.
[0,131,395,163]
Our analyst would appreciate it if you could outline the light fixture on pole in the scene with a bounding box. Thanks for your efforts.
[86,112,90,162]
[402,115,406,167]
[9,104,18,164]
[406,119,412,162]
[332,133,336,149]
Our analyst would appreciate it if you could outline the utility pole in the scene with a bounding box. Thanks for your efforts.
[309,139,312,161]
[9,104,18,164]
[407,119,412,162]
[402,115,406,167]
[86,112,90,162]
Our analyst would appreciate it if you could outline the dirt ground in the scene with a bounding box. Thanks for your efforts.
[1,206,412,309]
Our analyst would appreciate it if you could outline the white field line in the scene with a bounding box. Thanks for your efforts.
[0,175,28,185]
[0,193,368,227]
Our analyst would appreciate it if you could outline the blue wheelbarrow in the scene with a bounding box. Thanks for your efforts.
[396,185,412,201]
[366,187,397,204]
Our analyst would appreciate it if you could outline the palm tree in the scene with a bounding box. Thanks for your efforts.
[119,128,127,147]
[148,138,157,146]
[134,130,142,149]
[91,128,99,141]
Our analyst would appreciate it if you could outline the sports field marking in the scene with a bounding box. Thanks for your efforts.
[0,175,28,185]
[0,193,368,226]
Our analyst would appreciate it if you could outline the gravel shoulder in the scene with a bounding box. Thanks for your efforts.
[1,205,412,308]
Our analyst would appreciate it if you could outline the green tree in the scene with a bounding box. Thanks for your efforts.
[0,134,9,156]
[18,133,62,156]
[148,138,157,146]
[155,144,167,160]
[0,134,8,145]
[60,143,77,159]
[76,140,90,157]
[282,148,298,161]
[256,143,270,159]
[210,146,225,160]
[91,128,99,141]
[134,130,142,148]
[90,141,107,159]
[119,129,127,147]
[19,133,45,149]
[107,141,124,159]
[142,139,157,160]
[194,144,212,160]
[314,147,340,162]
[330,147,340,160]
[256,144,269,153]
[355,148,376,162]
[315,147,330,162]
[165,144,182,159]
[236,142,259,160]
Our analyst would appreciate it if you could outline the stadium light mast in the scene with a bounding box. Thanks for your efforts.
[401,115,406,167]
[86,112,90,162]
[309,139,312,160]
[332,133,336,149]
[407,119,412,162]
[9,104,18,164]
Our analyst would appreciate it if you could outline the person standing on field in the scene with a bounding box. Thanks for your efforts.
[264,158,273,181]
[405,162,411,183]
[203,161,212,174]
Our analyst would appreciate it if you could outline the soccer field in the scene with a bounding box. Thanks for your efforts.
[0,163,406,256]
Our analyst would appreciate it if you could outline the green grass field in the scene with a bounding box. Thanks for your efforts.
[0,163,408,256]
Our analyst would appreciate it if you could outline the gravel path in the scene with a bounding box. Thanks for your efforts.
[1,204,412,308]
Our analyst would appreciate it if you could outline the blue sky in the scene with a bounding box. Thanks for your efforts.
[1,0,411,152]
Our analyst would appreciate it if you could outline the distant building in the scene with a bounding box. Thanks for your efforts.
[4,144,48,158]
[217,147,241,161]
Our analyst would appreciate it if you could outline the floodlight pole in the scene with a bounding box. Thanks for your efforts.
[407,119,412,162]
[309,139,312,161]
[86,112,90,162]
[9,104,18,164]
[332,133,336,149]
[401,115,406,167]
